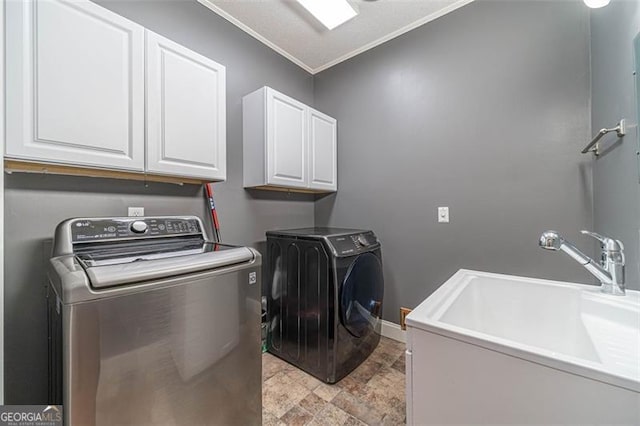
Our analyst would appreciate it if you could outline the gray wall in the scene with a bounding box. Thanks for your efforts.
[4,0,315,404]
[314,0,595,323]
[591,0,640,290]
[6,0,616,404]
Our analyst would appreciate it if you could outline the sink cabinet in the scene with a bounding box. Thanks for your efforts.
[242,87,337,192]
[405,270,640,425]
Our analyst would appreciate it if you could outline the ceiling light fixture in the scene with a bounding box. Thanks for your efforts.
[296,0,358,30]
[583,0,610,8]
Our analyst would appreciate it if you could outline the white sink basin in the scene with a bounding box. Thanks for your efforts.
[406,269,640,392]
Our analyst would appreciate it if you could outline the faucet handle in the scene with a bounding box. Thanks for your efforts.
[581,230,623,251]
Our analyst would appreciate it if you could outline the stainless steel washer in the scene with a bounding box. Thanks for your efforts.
[47,216,261,425]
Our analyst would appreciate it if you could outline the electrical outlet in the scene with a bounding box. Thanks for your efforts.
[438,206,449,223]
[128,207,144,217]
[400,307,412,330]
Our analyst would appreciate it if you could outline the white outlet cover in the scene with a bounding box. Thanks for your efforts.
[438,207,449,223]
[128,207,145,217]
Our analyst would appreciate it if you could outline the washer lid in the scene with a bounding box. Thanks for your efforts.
[79,244,254,289]
[75,237,211,267]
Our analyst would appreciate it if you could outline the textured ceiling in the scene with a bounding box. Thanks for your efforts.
[198,0,474,74]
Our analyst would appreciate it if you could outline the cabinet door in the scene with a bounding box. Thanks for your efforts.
[266,89,308,188]
[5,0,144,170]
[146,31,226,180]
[308,109,337,191]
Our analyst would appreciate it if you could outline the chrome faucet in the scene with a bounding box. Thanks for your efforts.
[539,230,625,296]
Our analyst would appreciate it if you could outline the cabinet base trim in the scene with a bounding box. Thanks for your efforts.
[4,159,213,186]
[246,184,334,194]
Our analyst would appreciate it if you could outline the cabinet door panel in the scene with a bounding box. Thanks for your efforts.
[6,0,144,170]
[266,90,307,188]
[146,31,226,180]
[309,109,337,191]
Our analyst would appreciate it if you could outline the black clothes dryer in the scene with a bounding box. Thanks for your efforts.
[266,228,384,383]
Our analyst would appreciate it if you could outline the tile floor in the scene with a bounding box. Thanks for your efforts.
[262,337,406,426]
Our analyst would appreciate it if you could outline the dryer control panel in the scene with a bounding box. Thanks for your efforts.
[327,231,379,257]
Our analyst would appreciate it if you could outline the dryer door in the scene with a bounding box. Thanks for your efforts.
[340,252,384,338]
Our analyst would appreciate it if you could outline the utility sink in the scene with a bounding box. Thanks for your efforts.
[406,269,640,392]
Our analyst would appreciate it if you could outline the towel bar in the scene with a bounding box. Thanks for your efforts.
[582,119,626,156]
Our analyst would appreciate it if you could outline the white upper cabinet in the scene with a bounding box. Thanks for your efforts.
[267,89,308,188]
[243,87,337,192]
[146,31,226,180]
[308,108,337,191]
[5,0,227,181]
[5,0,145,171]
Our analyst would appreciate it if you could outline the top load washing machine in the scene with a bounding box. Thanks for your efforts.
[266,228,383,383]
[47,216,262,425]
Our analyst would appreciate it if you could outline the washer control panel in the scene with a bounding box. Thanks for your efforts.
[71,217,202,243]
[327,231,378,256]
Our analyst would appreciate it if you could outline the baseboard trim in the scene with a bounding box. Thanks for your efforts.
[381,320,406,343]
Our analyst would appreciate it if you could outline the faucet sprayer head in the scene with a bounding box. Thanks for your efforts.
[537,229,625,295]
[539,230,564,251]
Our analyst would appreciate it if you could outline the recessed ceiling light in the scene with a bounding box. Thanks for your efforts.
[296,0,358,30]
[583,0,610,8]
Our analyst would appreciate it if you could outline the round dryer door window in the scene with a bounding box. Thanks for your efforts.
[340,252,384,338]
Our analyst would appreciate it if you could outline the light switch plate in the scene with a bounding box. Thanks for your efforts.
[128,207,145,217]
[438,207,449,223]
